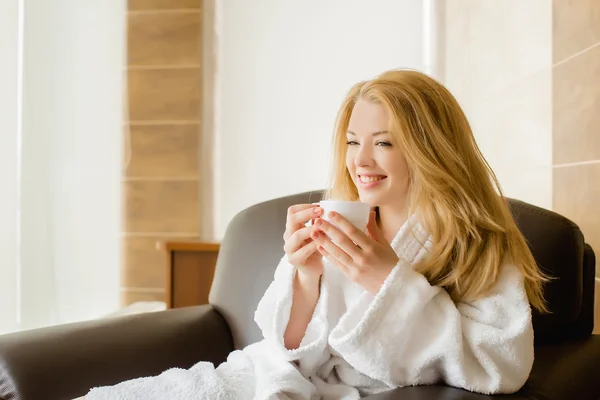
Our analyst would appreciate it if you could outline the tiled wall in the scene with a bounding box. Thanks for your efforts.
[552,0,600,333]
[122,0,202,305]
[444,0,599,333]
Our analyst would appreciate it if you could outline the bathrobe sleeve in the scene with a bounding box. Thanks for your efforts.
[328,249,535,395]
[254,255,330,368]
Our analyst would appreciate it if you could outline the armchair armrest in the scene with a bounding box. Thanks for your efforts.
[364,335,600,400]
[0,305,233,400]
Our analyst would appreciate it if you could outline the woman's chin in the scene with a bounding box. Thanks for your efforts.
[358,192,380,207]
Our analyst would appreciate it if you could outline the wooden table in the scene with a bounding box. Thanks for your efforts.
[159,241,220,309]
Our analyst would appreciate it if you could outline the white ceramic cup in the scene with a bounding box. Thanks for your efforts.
[319,200,371,232]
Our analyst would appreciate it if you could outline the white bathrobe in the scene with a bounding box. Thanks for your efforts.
[86,216,534,399]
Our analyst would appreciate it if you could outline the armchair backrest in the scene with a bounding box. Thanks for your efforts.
[209,192,596,349]
[210,191,322,349]
[508,198,595,343]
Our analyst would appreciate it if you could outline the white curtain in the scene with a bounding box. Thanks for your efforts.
[0,0,125,334]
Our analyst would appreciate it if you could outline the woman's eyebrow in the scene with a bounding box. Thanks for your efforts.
[347,130,389,136]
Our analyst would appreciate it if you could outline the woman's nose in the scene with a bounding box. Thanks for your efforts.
[354,146,373,167]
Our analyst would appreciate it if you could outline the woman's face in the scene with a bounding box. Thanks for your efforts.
[345,98,410,209]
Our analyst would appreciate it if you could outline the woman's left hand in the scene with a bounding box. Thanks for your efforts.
[311,210,399,295]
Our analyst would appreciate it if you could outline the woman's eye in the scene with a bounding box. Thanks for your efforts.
[346,140,359,145]
[376,141,392,147]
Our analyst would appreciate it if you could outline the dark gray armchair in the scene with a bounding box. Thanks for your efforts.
[1,191,599,400]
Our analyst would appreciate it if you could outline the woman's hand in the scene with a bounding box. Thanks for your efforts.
[283,204,324,281]
[312,210,399,295]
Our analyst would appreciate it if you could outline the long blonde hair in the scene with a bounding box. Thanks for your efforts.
[326,69,548,312]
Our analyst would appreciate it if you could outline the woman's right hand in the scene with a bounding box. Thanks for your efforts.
[283,204,324,280]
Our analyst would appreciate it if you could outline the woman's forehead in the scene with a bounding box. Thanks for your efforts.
[348,99,389,134]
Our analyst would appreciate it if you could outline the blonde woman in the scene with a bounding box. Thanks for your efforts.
[82,69,547,399]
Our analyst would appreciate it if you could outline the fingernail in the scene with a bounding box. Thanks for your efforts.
[313,207,322,214]
[315,218,322,226]
[329,211,337,219]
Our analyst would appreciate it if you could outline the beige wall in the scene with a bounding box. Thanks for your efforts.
[551,0,600,333]
[122,0,202,305]
[210,0,426,239]
[444,0,553,210]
